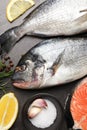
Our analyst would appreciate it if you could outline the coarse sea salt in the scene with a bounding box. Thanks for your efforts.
[29,99,57,128]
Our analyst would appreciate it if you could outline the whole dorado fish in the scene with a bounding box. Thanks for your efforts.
[12,37,87,89]
[1,0,87,57]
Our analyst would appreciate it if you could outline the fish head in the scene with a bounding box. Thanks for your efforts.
[12,55,46,89]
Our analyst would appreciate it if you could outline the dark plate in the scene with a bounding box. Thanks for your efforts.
[22,93,68,130]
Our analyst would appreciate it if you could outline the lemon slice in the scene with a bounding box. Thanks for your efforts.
[0,93,18,130]
[6,0,35,22]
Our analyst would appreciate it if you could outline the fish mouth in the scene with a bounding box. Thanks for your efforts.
[12,79,40,89]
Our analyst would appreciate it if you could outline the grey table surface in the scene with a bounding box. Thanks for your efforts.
[0,0,82,130]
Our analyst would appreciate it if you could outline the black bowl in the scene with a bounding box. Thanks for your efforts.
[22,93,68,130]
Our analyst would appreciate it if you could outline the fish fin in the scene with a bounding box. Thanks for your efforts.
[49,49,65,76]
[80,9,87,13]
[27,30,58,37]
[74,13,87,25]
[40,50,64,87]
[26,32,54,37]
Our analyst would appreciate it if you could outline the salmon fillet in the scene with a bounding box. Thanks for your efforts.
[70,78,87,130]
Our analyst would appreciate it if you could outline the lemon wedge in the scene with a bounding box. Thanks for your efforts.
[0,92,18,130]
[6,0,35,22]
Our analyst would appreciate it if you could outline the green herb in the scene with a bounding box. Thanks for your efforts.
[0,61,6,68]
[0,80,10,95]
[0,71,13,78]
[0,61,13,95]
[0,60,13,79]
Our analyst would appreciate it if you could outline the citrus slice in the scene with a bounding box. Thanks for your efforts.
[6,0,35,22]
[0,92,18,130]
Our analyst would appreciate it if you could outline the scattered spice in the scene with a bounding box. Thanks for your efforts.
[0,60,13,77]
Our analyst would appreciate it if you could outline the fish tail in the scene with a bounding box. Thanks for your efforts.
[0,25,25,58]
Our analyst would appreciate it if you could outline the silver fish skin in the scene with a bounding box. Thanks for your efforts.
[12,37,87,89]
[1,0,87,57]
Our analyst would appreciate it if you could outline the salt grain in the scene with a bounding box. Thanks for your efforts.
[29,99,57,128]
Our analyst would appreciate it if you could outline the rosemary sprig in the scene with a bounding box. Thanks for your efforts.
[0,60,13,95]
[0,61,6,68]
[0,80,10,96]
[0,71,13,78]
[0,60,14,79]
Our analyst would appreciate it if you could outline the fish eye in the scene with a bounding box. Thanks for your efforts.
[15,65,26,72]
[21,65,26,71]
